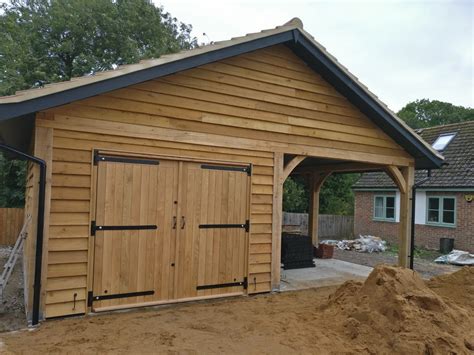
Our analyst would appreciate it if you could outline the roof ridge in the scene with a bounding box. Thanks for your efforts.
[419,120,474,131]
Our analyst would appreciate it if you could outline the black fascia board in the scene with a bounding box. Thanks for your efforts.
[287,30,443,169]
[0,31,294,121]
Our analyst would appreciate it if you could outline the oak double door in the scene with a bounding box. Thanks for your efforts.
[91,154,250,311]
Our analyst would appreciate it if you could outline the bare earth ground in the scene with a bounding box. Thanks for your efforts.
[0,246,464,333]
[333,248,461,279]
[0,266,473,354]
[0,248,26,333]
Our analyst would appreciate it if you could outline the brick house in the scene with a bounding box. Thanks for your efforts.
[353,121,474,253]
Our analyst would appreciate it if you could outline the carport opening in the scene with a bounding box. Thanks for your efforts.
[279,155,402,291]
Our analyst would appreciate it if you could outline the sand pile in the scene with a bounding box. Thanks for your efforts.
[323,264,474,354]
[428,266,474,309]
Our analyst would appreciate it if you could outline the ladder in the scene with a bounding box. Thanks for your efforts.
[0,215,31,300]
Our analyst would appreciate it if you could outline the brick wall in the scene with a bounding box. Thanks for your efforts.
[354,191,474,253]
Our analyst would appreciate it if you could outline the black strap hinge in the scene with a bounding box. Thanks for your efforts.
[88,290,154,306]
[91,221,96,236]
[93,150,99,165]
[198,220,249,232]
[196,278,248,291]
[201,164,251,176]
[91,221,157,236]
[245,165,251,176]
[87,291,93,307]
[94,151,160,166]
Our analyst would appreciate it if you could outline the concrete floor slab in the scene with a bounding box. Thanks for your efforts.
[280,258,373,292]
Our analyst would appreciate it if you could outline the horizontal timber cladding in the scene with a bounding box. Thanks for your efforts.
[41,45,412,166]
[37,44,412,318]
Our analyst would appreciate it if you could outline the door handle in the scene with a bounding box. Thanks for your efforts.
[172,216,177,229]
[181,216,186,229]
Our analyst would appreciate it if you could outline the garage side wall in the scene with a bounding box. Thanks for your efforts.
[36,44,413,318]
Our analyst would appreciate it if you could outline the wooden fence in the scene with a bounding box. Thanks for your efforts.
[0,208,25,246]
[282,212,354,239]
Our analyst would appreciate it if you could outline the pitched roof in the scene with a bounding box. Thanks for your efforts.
[0,18,443,169]
[354,121,474,189]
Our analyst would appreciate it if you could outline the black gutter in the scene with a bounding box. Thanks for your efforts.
[0,143,46,326]
[409,170,431,269]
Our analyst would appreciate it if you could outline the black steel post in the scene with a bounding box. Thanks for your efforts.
[0,143,46,326]
[409,186,416,269]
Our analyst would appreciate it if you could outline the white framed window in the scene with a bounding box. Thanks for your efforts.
[373,195,396,221]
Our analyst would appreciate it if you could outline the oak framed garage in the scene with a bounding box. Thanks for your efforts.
[0,18,443,324]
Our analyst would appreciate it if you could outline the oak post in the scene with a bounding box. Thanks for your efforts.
[308,172,330,246]
[271,152,284,291]
[398,165,415,267]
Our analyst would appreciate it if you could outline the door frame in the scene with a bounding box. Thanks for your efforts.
[87,148,252,313]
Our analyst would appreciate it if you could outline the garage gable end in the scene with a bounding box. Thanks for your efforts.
[0,18,443,169]
[49,44,409,165]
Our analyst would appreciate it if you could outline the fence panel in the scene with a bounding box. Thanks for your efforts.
[318,214,354,239]
[0,208,25,246]
[282,212,354,239]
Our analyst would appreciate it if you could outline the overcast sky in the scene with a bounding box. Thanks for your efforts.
[156,0,473,112]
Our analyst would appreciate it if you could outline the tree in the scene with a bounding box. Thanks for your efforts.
[319,174,360,215]
[0,0,196,206]
[283,177,308,213]
[0,0,197,96]
[397,99,474,129]
[0,153,26,207]
[282,174,359,215]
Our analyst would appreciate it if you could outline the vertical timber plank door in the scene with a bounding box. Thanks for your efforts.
[173,162,250,299]
[92,155,178,310]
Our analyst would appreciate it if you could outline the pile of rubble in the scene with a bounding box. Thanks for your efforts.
[321,235,387,253]
[434,249,474,266]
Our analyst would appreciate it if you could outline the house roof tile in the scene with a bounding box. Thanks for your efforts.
[354,121,474,189]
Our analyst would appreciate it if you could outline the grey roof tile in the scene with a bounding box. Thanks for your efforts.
[354,121,474,189]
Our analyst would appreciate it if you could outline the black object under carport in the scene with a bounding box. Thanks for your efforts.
[281,233,315,269]
[0,143,46,326]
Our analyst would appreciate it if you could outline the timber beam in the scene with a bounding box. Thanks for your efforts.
[283,155,306,180]
[293,162,385,175]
